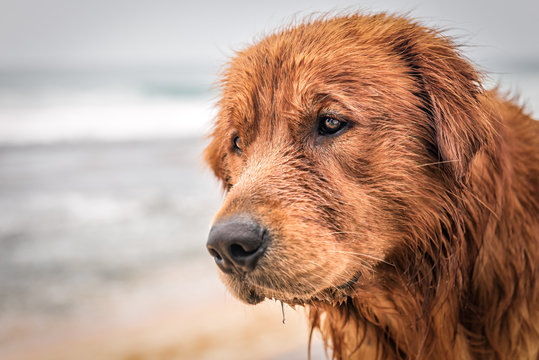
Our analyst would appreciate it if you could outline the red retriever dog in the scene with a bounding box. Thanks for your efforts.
[204,13,539,359]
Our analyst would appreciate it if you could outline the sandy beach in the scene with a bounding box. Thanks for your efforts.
[0,258,324,360]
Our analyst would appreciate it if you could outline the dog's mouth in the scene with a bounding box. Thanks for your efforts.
[231,270,363,306]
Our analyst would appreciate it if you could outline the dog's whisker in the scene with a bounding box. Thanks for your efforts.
[415,159,460,167]
[331,251,396,267]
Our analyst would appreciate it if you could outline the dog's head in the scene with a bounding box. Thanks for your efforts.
[204,14,493,305]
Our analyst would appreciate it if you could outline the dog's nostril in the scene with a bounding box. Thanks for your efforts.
[230,243,256,258]
[208,248,222,261]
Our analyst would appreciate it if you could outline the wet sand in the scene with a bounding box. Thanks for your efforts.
[0,258,324,360]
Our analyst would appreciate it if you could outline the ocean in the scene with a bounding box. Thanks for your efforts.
[0,67,228,355]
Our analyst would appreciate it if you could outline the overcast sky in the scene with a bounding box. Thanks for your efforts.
[0,0,537,71]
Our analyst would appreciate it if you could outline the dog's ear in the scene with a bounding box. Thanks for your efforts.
[391,28,494,183]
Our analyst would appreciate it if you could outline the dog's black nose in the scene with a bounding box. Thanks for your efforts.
[206,216,268,274]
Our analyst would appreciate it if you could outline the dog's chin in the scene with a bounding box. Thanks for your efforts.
[225,271,362,306]
[236,287,266,305]
[225,276,299,305]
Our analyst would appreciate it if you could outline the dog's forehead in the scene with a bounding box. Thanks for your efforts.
[219,46,328,131]
[217,19,413,137]
[220,58,342,138]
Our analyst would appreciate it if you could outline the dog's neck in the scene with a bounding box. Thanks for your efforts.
[307,274,466,359]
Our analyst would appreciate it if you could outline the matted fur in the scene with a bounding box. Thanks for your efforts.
[204,13,539,359]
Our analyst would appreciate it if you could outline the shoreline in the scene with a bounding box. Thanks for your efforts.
[0,257,324,360]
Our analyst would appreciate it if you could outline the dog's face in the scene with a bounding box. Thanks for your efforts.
[205,15,489,305]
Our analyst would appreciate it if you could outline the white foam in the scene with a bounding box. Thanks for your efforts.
[0,89,217,145]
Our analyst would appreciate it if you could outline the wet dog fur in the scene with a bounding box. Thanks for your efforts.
[204,13,539,359]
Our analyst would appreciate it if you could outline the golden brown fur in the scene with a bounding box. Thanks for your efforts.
[204,13,539,359]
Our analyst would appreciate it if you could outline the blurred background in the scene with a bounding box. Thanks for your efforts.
[0,0,537,359]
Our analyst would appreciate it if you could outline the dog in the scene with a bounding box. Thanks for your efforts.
[204,13,539,359]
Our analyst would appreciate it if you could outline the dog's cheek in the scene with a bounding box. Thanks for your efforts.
[322,142,404,260]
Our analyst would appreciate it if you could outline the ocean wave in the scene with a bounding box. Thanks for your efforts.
[0,86,217,145]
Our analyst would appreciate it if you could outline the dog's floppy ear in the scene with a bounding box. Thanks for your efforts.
[391,27,494,183]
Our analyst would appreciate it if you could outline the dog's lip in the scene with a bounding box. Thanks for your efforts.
[237,270,363,305]
[335,271,362,291]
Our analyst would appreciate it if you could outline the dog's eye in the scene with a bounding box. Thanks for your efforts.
[233,136,242,153]
[318,116,347,136]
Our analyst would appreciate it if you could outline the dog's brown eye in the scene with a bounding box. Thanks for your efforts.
[233,136,242,153]
[319,117,346,135]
